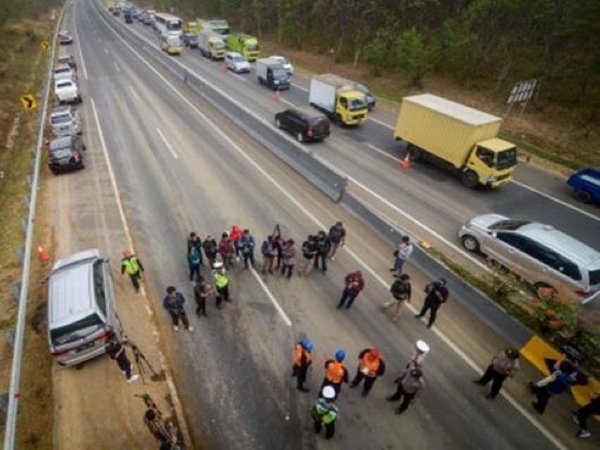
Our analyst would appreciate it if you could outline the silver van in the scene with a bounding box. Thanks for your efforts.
[49,106,82,137]
[459,214,600,304]
[47,249,122,366]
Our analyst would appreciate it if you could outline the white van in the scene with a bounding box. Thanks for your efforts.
[47,249,122,366]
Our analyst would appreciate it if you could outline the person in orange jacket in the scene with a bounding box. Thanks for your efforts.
[320,349,349,398]
[229,224,243,259]
[292,338,314,392]
[337,271,365,310]
[349,348,386,397]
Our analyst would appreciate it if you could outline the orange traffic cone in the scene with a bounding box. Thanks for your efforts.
[273,90,281,102]
[37,246,50,263]
[400,153,411,169]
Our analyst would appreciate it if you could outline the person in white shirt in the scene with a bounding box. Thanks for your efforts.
[391,236,414,277]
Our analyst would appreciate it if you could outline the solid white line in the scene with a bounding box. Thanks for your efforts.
[98,15,567,449]
[291,82,307,91]
[279,97,295,108]
[367,143,401,163]
[129,85,140,100]
[156,127,179,159]
[72,5,89,80]
[113,62,121,72]
[251,269,292,326]
[369,115,394,130]
[103,46,109,54]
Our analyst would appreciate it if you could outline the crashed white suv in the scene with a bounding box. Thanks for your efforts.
[55,79,82,105]
[49,106,82,136]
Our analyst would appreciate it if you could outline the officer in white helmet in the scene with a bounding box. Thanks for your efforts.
[212,260,230,308]
[311,386,339,439]
[405,340,430,372]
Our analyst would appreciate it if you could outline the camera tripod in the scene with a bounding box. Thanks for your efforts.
[131,344,164,384]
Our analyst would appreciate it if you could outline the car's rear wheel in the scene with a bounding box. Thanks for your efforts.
[461,235,480,253]
[574,189,592,203]
[296,132,304,143]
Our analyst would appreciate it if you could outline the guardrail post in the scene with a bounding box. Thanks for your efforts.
[11,282,21,302]
[334,177,348,204]
[15,247,25,265]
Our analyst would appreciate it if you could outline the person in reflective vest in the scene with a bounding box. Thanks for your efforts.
[529,359,574,414]
[349,348,386,397]
[311,386,339,440]
[292,338,314,392]
[213,263,230,309]
[321,349,349,397]
[121,250,144,293]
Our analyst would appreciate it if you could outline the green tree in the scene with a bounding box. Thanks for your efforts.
[395,27,437,87]
[363,35,388,77]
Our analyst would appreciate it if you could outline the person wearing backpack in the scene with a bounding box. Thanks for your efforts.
[327,221,346,261]
[311,386,339,439]
[237,229,256,269]
[529,360,574,414]
[414,278,449,328]
[261,235,276,275]
[313,231,331,274]
[187,246,202,281]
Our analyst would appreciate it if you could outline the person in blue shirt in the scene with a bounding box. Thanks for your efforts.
[238,229,256,269]
[163,286,193,332]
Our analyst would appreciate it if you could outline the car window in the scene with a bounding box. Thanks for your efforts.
[476,146,495,168]
[489,219,530,231]
[552,255,582,281]
[589,269,600,285]
[496,232,531,252]
[51,115,70,124]
[93,260,107,315]
[50,313,103,346]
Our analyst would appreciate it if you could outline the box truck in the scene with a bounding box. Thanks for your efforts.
[226,33,260,61]
[198,30,226,59]
[256,58,290,90]
[308,74,369,126]
[394,94,517,188]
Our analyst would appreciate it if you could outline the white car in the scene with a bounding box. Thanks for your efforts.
[225,52,251,74]
[58,30,73,45]
[49,106,82,137]
[270,55,294,75]
[55,79,82,104]
[53,64,76,82]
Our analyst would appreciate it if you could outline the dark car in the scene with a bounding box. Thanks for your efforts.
[275,106,330,143]
[48,135,86,175]
[183,34,198,48]
[567,168,600,204]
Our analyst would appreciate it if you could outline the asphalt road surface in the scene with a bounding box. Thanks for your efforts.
[67,1,591,449]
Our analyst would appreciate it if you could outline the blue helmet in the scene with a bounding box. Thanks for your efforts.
[300,338,314,352]
[335,349,345,362]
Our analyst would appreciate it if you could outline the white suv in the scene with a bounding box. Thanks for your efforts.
[225,52,251,74]
[55,79,82,104]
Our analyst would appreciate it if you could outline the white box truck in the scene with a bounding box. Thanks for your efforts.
[308,74,368,126]
[197,30,227,60]
[256,58,290,90]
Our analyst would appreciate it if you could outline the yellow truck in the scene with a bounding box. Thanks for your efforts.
[226,33,260,61]
[308,74,369,126]
[183,20,202,34]
[394,94,517,188]
[197,30,227,60]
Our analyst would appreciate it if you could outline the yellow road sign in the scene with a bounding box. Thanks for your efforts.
[41,40,50,51]
[20,94,38,111]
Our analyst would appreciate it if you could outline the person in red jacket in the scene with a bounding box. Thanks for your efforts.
[337,271,365,310]
[229,224,243,259]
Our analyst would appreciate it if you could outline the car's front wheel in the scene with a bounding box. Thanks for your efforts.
[461,235,480,253]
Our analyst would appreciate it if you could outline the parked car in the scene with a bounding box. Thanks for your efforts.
[57,30,73,45]
[49,106,82,137]
[183,33,198,48]
[58,54,77,71]
[225,51,251,73]
[48,135,86,174]
[354,82,376,110]
[459,213,600,304]
[55,79,82,104]
[47,249,122,366]
[53,64,76,83]
[269,55,294,75]
[275,106,331,143]
[567,168,600,204]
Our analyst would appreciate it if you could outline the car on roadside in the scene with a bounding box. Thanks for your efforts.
[225,51,251,74]
[53,64,76,83]
[269,55,294,75]
[47,249,122,366]
[183,33,198,48]
[458,213,600,304]
[55,79,82,105]
[58,54,77,71]
[567,168,600,204]
[48,135,86,174]
[275,106,331,143]
[49,106,83,137]
[57,30,73,45]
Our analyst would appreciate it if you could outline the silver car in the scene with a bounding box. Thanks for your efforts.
[225,52,251,74]
[49,106,82,137]
[459,214,600,304]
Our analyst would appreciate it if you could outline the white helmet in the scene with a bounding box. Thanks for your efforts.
[321,386,336,400]
[212,261,223,270]
[416,340,430,354]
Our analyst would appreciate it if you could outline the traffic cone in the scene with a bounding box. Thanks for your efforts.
[221,63,227,73]
[37,246,50,263]
[273,90,281,102]
[400,153,411,169]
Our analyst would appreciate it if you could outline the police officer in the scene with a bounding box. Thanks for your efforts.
[121,250,144,293]
[474,348,520,399]
[349,348,386,397]
[292,338,314,392]
[415,277,449,328]
[104,331,139,383]
[213,262,230,308]
[311,386,339,440]
[321,349,349,397]
[387,367,424,414]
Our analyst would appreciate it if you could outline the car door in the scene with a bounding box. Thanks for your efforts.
[280,110,295,132]
[491,232,532,277]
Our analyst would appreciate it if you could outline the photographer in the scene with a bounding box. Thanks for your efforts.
[104,331,139,383]
[414,278,449,328]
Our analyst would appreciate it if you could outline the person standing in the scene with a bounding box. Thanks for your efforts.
[162,286,193,332]
[313,231,331,274]
[572,394,600,439]
[415,278,449,328]
[193,275,210,317]
[218,232,235,270]
[187,232,202,254]
[187,246,202,281]
[229,224,243,260]
[121,250,145,293]
[381,274,412,321]
[298,235,316,277]
[337,271,365,310]
[349,348,386,397]
[261,235,276,275]
[280,239,297,279]
[327,221,346,261]
[321,349,349,397]
[391,236,414,277]
[237,229,255,269]
[203,235,218,268]
[529,360,574,414]
[292,338,314,392]
[311,386,339,440]
[273,235,285,271]
[474,348,520,399]
[387,367,425,414]
[104,331,139,383]
[409,340,430,368]
[213,262,231,308]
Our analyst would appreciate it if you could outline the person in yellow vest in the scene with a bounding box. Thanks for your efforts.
[292,338,314,392]
[121,250,144,293]
[213,262,230,309]
[349,348,386,397]
[320,349,349,398]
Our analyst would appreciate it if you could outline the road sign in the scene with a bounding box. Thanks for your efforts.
[507,79,538,104]
[19,94,38,111]
[40,40,50,51]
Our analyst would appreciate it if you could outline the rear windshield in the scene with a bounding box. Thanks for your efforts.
[57,82,72,89]
[489,219,530,231]
[309,118,329,129]
[589,269,600,286]
[50,148,73,159]
[55,68,70,74]
[51,115,70,125]
[51,313,103,346]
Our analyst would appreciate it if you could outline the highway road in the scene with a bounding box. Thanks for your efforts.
[65,1,591,449]
[125,18,600,267]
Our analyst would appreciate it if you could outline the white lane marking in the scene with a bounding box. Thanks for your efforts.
[99,11,567,450]
[279,97,295,108]
[291,82,307,91]
[367,143,401,163]
[251,270,292,326]
[156,127,179,159]
[233,72,248,82]
[113,62,121,72]
[103,46,109,54]
[129,85,140,100]
[72,4,89,80]
[512,179,600,222]
[369,115,394,130]
[90,97,190,445]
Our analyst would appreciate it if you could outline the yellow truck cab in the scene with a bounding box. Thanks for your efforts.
[394,94,517,188]
[183,20,201,35]
[309,74,369,126]
[226,33,260,61]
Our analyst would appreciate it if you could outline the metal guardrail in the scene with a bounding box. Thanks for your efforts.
[2,5,65,449]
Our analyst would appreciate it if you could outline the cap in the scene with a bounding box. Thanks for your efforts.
[416,340,430,354]
[122,250,132,258]
[321,386,336,400]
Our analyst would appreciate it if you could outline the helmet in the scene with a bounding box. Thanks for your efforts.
[506,348,519,359]
[411,368,423,378]
[335,349,345,362]
[122,250,132,258]
[321,386,336,400]
[415,340,430,354]
[212,261,224,270]
[368,348,380,359]
[300,339,314,352]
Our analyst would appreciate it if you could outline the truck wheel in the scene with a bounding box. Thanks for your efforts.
[335,113,342,125]
[461,235,480,253]
[407,146,422,162]
[574,189,592,203]
[461,170,479,189]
